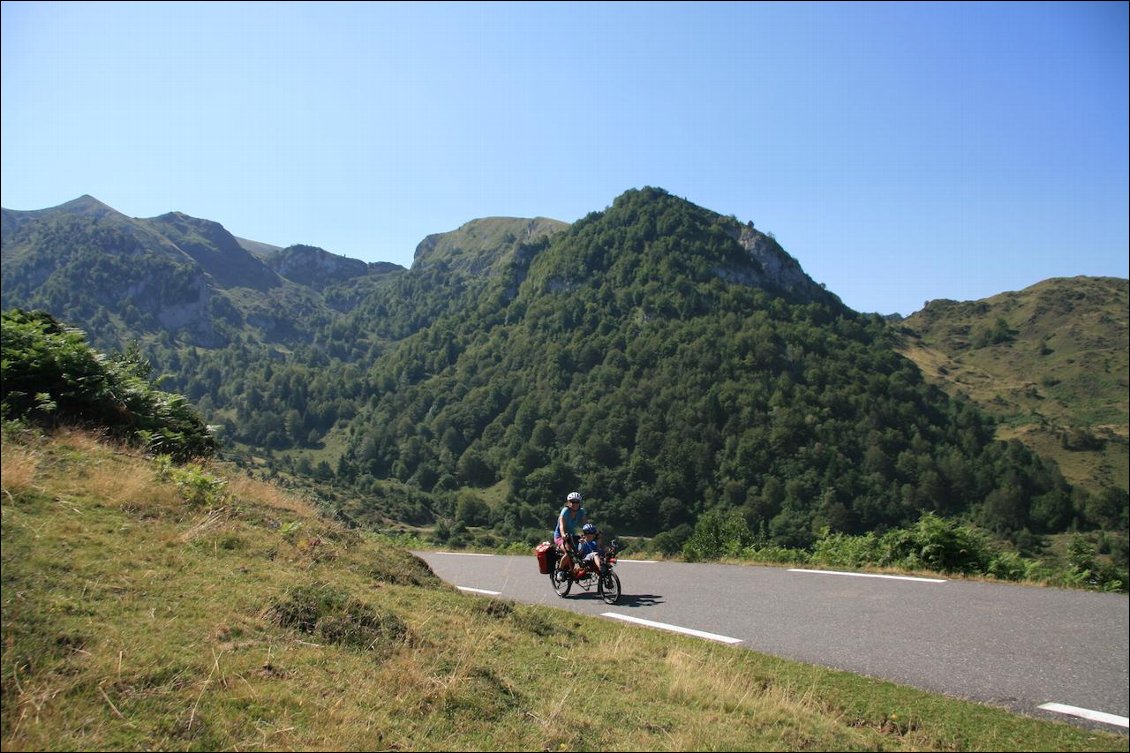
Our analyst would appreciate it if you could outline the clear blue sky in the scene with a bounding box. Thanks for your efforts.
[3,1,1127,316]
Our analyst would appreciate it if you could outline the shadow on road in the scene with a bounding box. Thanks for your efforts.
[565,591,665,607]
[613,593,665,608]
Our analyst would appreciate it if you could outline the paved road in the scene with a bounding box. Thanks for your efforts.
[415,550,1129,732]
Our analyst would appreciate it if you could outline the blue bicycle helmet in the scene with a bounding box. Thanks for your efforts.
[582,523,598,535]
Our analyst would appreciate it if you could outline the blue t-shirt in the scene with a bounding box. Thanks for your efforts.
[555,505,586,538]
[577,537,602,558]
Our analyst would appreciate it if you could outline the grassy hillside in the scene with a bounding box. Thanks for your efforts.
[2,429,1125,751]
[412,216,569,276]
[898,276,1128,497]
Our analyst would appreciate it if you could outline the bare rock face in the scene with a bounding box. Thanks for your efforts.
[264,244,371,289]
[712,222,838,306]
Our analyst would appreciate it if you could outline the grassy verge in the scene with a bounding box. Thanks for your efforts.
[3,430,1126,751]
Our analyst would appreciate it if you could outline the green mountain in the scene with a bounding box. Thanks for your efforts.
[897,277,1129,501]
[333,188,1082,545]
[2,188,1123,550]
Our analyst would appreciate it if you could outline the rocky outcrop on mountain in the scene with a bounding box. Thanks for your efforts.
[264,244,393,289]
[728,223,838,305]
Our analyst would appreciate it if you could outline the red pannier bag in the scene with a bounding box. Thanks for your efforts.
[534,541,556,574]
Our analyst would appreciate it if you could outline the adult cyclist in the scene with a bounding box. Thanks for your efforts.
[554,491,587,570]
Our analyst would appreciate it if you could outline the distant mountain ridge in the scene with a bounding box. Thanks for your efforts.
[0,195,405,348]
[1,191,839,348]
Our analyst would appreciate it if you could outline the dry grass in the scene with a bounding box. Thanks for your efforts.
[0,441,40,498]
[224,472,317,516]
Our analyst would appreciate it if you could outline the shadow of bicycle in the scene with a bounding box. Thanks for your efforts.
[613,593,664,607]
[568,589,664,607]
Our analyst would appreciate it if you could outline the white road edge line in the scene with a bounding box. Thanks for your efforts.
[457,586,501,596]
[434,552,494,557]
[601,613,743,644]
[789,568,947,583]
[1038,703,1130,728]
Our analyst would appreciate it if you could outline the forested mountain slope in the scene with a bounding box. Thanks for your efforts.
[334,188,1077,546]
[2,188,1120,550]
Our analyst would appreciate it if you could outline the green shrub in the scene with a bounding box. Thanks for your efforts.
[811,529,881,568]
[682,509,754,562]
[653,523,693,556]
[744,544,810,565]
[154,455,227,507]
[986,550,1032,581]
[1,309,216,461]
[877,513,993,574]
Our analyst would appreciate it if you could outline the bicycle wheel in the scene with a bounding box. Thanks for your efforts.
[551,569,572,597]
[598,571,621,604]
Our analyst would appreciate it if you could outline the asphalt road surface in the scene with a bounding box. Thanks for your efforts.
[414,550,1129,733]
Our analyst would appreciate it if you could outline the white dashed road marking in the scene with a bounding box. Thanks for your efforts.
[1038,703,1129,728]
[457,586,501,595]
[789,568,947,583]
[601,613,743,644]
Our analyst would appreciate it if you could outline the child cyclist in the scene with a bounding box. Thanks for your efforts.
[576,523,607,575]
